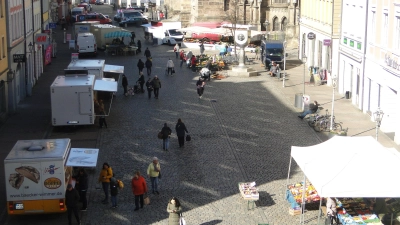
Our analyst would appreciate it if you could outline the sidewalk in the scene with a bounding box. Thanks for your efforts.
[247,49,400,151]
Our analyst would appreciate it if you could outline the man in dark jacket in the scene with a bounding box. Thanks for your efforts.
[152,76,161,99]
[110,176,119,209]
[161,123,172,151]
[175,118,189,147]
[144,47,151,58]
[75,169,88,211]
[298,101,319,119]
[137,59,144,73]
[65,184,80,225]
[122,74,128,96]
[137,72,145,93]
[145,58,152,76]
[137,40,142,52]
[146,78,153,99]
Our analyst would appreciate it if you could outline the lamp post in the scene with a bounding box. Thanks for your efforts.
[63,28,66,44]
[329,75,337,131]
[302,55,307,111]
[373,108,384,141]
[283,41,287,87]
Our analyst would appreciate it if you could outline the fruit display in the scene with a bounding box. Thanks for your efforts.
[287,182,320,204]
[336,198,383,225]
[239,182,259,200]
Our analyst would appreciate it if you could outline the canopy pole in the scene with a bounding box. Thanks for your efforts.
[300,174,306,224]
[286,156,292,200]
[317,198,322,225]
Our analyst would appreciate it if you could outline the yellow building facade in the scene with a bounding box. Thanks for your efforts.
[0,0,10,119]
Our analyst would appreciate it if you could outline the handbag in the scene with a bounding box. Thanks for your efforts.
[179,213,186,225]
[158,171,161,179]
[158,132,163,139]
[186,134,191,142]
[172,68,175,74]
[144,194,150,205]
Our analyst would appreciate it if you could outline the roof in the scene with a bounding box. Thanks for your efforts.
[4,139,71,161]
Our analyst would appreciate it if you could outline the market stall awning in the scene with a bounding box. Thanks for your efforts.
[291,136,400,198]
[104,31,132,38]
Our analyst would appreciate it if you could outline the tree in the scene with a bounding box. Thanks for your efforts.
[223,0,243,57]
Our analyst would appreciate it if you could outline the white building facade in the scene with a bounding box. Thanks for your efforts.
[363,0,400,143]
[338,0,368,109]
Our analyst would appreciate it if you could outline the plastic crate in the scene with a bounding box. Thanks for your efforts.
[289,207,301,216]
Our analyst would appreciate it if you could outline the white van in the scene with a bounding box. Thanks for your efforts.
[77,33,97,56]
[71,7,85,23]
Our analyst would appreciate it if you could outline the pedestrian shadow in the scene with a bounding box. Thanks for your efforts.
[255,191,275,208]
[199,219,223,225]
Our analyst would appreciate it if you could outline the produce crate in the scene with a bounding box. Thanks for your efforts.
[289,207,301,216]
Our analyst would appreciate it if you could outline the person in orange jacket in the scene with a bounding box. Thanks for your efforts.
[131,171,148,211]
[98,162,113,204]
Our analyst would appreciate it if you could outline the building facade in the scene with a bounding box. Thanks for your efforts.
[338,0,368,110]
[363,0,400,143]
[299,0,342,87]
[0,0,10,121]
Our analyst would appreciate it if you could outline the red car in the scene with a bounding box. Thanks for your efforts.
[89,0,96,3]
[76,13,112,24]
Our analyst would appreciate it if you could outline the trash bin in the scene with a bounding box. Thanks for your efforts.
[345,91,351,99]
[294,93,303,108]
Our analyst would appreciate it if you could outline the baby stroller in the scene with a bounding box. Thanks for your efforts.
[133,81,144,94]
[126,87,134,96]
[199,68,211,81]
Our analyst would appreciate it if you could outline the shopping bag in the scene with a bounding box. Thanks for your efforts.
[165,69,168,76]
[186,134,191,142]
[180,214,186,225]
[158,132,163,139]
[144,194,150,205]
[172,68,175,74]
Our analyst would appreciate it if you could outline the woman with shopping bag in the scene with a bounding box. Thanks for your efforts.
[167,197,182,225]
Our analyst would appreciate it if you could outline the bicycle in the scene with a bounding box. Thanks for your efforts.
[314,115,342,132]
[307,108,327,127]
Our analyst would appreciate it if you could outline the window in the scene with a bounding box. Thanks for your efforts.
[369,9,376,43]
[272,17,279,31]
[0,0,3,18]
[281,17,287,31]
[395,17,400,50]
[382,12,388,47]
[2,37,5,58]
[224,0,230,11]
[273,0,286,3]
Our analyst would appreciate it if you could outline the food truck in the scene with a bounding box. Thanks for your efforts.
[4,138,99,214]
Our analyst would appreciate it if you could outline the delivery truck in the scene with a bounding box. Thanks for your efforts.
[4,138,100,215]
[90,24,130,48]
[50,74,117,126]
[66,59,105,79]
[142,21,184,46]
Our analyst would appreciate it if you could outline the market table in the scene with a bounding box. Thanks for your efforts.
[238,182,259,210]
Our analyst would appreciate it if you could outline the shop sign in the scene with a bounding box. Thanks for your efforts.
[357,42,362,50]
[307,32,316,40]
[350,40,354,47]
[44,45,52,66]
[35,33,49,44]
[385,53,400,71]
[49,23,56,29]
[323,39,331,46]
[13,54,25,63]
[343,38,347,44]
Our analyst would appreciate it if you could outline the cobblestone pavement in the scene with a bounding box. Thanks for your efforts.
[2,4,328,225]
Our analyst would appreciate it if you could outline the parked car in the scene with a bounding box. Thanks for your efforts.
[128,6,146,13]
[78,3,92,12]
[95,0,104,5]
[89,0,96,3]
[113,13,121,22]
[76,13,112,24]
[71,7,85,23]
[118,9,148,27]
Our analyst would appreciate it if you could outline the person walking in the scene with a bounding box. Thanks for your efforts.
[255,46,260,60]
[74,168,88,211]
[131,171,148,211]
[147,157,161,195]
[137,72,145,93]
[173,43,179,59]
[65,184,81,225]
[145,58,152,76]
[110,176,119,209]
[199,42,205,55]
[175,118,188,148]
[137,40,142,53]
[196,77,206,99]
[179,50,185,68]
[166,58,175,75]
[131,31,136,43]
[167,197,182,225]
[98,162,113,204]
[146,77,154,99]
[186,50,193,68]
[191,55,197,72]
[152,76,161,99]
[122,74,128,96]
[161,123,172,151]
[326,197,339,225]
[137,59,145,73]
[144,47,151,58]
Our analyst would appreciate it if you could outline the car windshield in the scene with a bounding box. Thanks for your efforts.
[168,29,183,35]
[124,12,141,17]
[266,48,283,55]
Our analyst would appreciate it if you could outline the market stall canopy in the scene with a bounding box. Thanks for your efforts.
[104,31,132,38]
[291,136,400,198]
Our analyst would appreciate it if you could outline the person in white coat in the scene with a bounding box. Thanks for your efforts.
[166,58,175,76]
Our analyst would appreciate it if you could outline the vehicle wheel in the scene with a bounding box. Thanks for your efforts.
[332,123,342,132]
[168,40,171,45]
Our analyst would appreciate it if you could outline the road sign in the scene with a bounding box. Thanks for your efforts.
[307,32,316,40]
[323,39,331,46]
[49,23,57,29]
[13,54,25,63]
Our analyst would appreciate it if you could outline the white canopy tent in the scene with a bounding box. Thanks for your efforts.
[288,136,400,224]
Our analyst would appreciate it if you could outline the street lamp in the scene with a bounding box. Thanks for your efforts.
[27,42,33,53]
[63,28,66,44]
[373,108,384,141]
[283,41,287,87]
[302,55,307,95]
[329,75,337,131]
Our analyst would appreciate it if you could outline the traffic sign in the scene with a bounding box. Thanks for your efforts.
[307,32,316,40]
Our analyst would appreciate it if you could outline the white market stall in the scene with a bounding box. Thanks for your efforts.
[288,136,400,224]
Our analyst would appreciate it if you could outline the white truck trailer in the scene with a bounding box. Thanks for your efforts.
[4,138,99,215]
[142,21,184,45]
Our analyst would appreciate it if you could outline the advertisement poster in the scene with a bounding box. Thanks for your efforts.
[45,45,52,66]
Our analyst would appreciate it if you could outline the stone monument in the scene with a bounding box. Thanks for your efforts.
[229,30,258,77]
